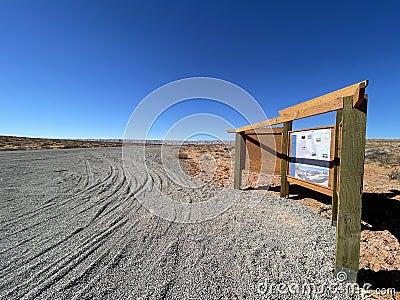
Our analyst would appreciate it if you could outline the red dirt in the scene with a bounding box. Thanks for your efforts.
[180,143,400,299]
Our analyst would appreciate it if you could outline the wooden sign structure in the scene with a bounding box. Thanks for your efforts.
[227,80,368,283]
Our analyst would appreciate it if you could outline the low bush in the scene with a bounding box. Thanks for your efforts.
[388,168,400,181]
[178,152,188,159]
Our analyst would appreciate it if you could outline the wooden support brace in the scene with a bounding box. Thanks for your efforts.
[233,132,246,189]
[233,97,343,132]
[334,96,367,282]
[331,109,343,226]
[280,121,292,197]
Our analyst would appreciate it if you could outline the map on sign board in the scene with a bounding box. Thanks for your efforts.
[289,128,332,187]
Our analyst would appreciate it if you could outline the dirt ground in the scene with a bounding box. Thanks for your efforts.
[179,140,400,299]
[0,146,345,299]
[0,135,123,151]
[1,136,399,298]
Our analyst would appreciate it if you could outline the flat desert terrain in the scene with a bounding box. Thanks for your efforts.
[0,137,399,299]
[0,145,348,300]
[180,139,400,299]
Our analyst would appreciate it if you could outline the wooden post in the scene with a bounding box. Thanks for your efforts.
[234,132,246,189]
[334,96,367,282]
[331,109,342,226]
[280,121,292,197]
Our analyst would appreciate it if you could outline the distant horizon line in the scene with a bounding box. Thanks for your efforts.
[0,134,236,143]
[1,134,399,141]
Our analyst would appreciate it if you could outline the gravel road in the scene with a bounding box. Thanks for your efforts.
[0,146,351,299]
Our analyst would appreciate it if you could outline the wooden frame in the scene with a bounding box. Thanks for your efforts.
[231,80,367,132]
[286,176,333,196]
[227,80,368,283]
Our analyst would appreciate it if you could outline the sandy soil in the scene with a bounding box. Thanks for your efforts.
[179,141,400,299]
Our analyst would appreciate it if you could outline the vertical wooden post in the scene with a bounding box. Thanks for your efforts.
[280,121,292,198]
[331,109,342,226]
[335,96,367,282]
[234,132,246,189]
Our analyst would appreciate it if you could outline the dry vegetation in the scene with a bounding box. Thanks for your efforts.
[0,135,123,151]
[365,139,400,167]
[179,144,234,185]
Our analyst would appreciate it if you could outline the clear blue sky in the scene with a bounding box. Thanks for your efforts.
[0,0,399,140]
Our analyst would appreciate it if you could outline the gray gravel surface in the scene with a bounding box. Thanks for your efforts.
[0,147,355,299]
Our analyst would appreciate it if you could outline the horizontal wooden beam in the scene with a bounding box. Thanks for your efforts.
[287,175,333,197]
[231,97,343,132]
[352,82,368,108]
[227,127,284,134]
[278,80,368,116]
[244,127,283,135]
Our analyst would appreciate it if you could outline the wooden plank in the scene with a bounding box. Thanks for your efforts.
[289,125,334,133]
[228,127,283,134]
[286,176,333,197]
[233,120,278,133]
[280,121,292,197]
[245,132,282,175]
[270,97,344,125]
[331,109,343,226]
[233,132,246,189]
[328,127,335,189]
[334,96,367,282]
[279,80,368,115]
[352,82,367,108]
[244,127,283,135]
[233,97,343,132]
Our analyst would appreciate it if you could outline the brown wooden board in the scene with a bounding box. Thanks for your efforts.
[280,122,292,197]
[331,109,343,224]
[287,175,333,196]
[243,128,282,175]
[334,96,367,282]
[233,97,343,132]
[234,132,246,189]
[279,80,367,115]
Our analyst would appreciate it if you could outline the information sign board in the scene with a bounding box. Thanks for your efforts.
[289,128,332,187]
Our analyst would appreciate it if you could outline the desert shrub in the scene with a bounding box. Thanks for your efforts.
[177,152,188,159]
[388,168,400,181]
[365,149,400,166]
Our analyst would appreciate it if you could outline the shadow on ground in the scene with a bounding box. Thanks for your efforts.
[358,269,400,290]
[263,185,400,241]
[256,184,332,204]
[361,190,400,240]
[256,185,400,290]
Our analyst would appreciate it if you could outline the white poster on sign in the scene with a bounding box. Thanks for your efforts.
[290,128,332,187]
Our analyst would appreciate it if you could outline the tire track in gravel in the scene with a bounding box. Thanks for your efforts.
[0,148,143,299]
[0,154,138,281]
[0,155,121,234]
[0,146,342,300]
